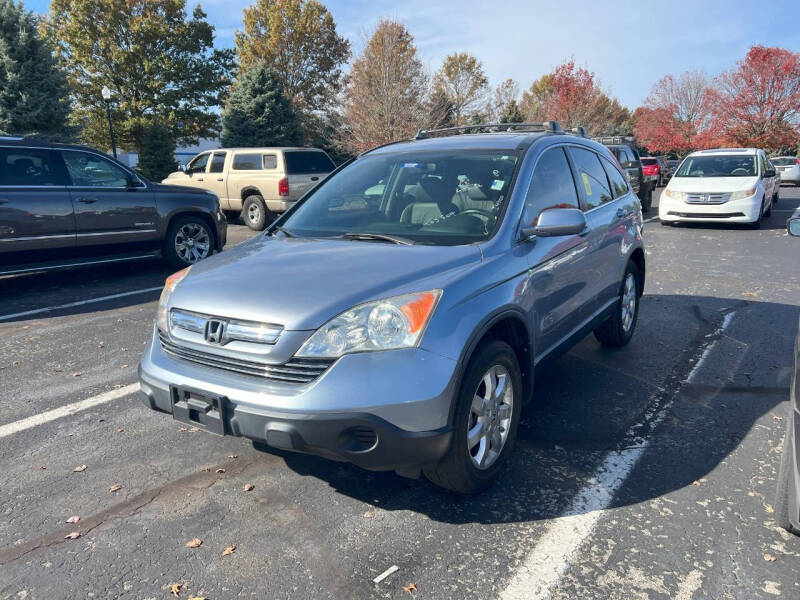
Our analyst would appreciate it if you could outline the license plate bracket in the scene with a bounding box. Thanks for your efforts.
[170,386,227,436]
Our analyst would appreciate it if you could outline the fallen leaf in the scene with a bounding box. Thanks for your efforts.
[116,428,124,433]
[215,468,225,474]
[222,544,236,556]
[243,484,254,492]
[121,364,128,369]
[186,537,203,548]
[12,360,19,366]
[363,511,374,518]
[227,455,238,459]
[187,597,206,600]
[202,466,211,472]
[108,484,122,493]
[747,491,756,497]
[39,465,46,470]
[179,427,188,432]
[64,531,80,540]
[72,372,82,377]
[403,583,417,594]
[97,342,105,348]
[66,516,80,524]
[764,553,777,562]
[691,480,701,486]
[73,465,87,473]
[188,427,199,433]
[766,504,775,514]
[170,582,183,596]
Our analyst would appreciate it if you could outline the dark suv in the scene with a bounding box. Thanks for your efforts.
[594,136,653,212]
[0,140,226,276]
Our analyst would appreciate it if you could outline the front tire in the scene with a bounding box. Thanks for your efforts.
[163,215,214,268]
[594,261,640,347]
[242,194,273,231]
[424,339,522,494]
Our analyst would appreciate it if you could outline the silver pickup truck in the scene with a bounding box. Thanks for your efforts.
[163,147,335,230]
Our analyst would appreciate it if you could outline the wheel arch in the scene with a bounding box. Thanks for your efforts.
[165,210,219,250]
[240,186,264,201]
[629,247,645,296]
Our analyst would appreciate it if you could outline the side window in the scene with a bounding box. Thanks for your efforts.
[618,149,629,163]
[187,152,210,173]
[0,148,64,186]
[521,147,580,227]
[263,154,277,169]
[209,152,226,174]
[601,156,629,198]
[569,147,613,210]
[61,151,130,187]
[759,154,768,176]
[232,153,262,170]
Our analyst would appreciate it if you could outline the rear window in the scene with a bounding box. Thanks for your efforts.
[232,153,263,170]
[283,151,334,175]
[641,158,657,165]
[772,157,797,166]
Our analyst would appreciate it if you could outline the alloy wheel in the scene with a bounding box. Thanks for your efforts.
[174,222,211,264]
[621,272,637,332]
[467,364,514,470]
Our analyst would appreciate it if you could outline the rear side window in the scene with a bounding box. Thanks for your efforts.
[232,153,263,170]
[0,148,65,186]
[641,158,657,166]
[209,152,226,173]
[283,151,334,174]
[263,154,277,169]
[601,156,630,198]
[569,147,612,210]
[521,147,579,227]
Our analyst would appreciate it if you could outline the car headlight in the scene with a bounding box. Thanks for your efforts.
[664,189,684,200]
[729,188,757,201]
[296,290,442,358]
[156,267,191,332]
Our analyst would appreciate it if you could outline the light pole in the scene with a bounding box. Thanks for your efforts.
[101,86,117,160]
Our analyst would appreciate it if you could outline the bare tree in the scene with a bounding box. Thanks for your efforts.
[646,71,710,124]
[491,78,520,121]
[339,20,427,154]
[432,52,489,124]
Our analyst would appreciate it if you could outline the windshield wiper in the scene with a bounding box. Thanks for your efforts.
[269,225,295,238]
[339,232,415,245]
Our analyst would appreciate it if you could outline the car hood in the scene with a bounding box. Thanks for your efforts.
[150,182,210,196]
[168,236,483,330]
[667,176,759,193]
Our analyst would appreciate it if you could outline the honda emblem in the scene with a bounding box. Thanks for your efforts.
[205,319,226,344]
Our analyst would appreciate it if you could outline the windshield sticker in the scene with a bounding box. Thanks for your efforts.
[401,162,420,168]
[581,172,592,195]
[491,179,505,191]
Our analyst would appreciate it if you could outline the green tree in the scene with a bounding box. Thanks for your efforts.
[0,0,69,136]
[221,63,304,148]
[235,0,350,121]
[432,53,489,124]
[137,122,177,181]
[44,0,234,153]
[500,99,523,124]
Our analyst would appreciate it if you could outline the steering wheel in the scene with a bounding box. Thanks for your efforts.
[731,168,748,175]
[460,208,496,233]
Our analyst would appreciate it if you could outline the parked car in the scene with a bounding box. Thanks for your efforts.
[660,148,779,229]
[772,156,800,186]
[666,158,681,173]
[593,136,653,212]
[641,157,670,187]
[775,208,800,535]
[140,121,645,493]
[162,147,335,231]
[0,140,226,276]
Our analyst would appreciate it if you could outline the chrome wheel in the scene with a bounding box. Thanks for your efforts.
[621,272,637,332]
[247,202,261,225]
[467,364,513,470]
[174,222,210,264]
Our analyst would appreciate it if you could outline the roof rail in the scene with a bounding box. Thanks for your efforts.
[415,121,563,139]
[570,126,589,138]
[593,135,635,145]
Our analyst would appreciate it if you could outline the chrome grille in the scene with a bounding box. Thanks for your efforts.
[685,192,730,205]
[158,331,333,383]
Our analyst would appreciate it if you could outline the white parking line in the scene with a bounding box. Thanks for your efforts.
[0,287,162,322]
[501,311,736,600]
[0,383,140,440]
[643,215,659,223]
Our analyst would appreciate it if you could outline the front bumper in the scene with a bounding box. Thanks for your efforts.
[658,193,762,223]
[138,330,458,470]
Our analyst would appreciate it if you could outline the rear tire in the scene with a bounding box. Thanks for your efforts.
[594,261,640,347]
[424,339,522,494]
[242,194,272,231]
[639,184,653,213]
[775,408,800,535]
[163,215,214,268]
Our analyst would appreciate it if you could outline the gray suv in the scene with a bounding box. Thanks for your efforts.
[139,121,645,493]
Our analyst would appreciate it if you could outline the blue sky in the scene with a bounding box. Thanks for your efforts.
[26,0,800,108]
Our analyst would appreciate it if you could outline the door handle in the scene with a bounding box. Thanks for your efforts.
[77,198,98,204]
[0,199,7,205]
[196,177,204,182]
[216,178,224,182]
[310,176,319,181]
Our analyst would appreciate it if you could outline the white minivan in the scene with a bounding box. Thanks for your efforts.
[660,148,779,229]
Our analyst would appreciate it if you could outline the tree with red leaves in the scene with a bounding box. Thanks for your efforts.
[520,60,630,135]
[710,46,800,152]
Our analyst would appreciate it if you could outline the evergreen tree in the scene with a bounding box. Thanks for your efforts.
[137,122,178,182]
[0,0,69,136]
[221,63,304,147]
[500,99,524,124]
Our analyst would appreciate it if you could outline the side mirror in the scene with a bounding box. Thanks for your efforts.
[766,169,776,177]
[788,217,800,237]
[180,164,187,173]
[126,174,142,189]
[522,207,587,239]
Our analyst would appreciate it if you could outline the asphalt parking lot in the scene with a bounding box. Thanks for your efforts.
[2,188,799,600]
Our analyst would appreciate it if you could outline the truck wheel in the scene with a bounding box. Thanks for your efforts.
[424,339,522,494]
[163,215,214,268]
[242,195,272,231]
[594,261,640,347]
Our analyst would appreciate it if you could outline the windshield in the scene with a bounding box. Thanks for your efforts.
[675,155,757,177]
[641,158,657,166]
[772,157,797,166]
[279,150,519,245]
